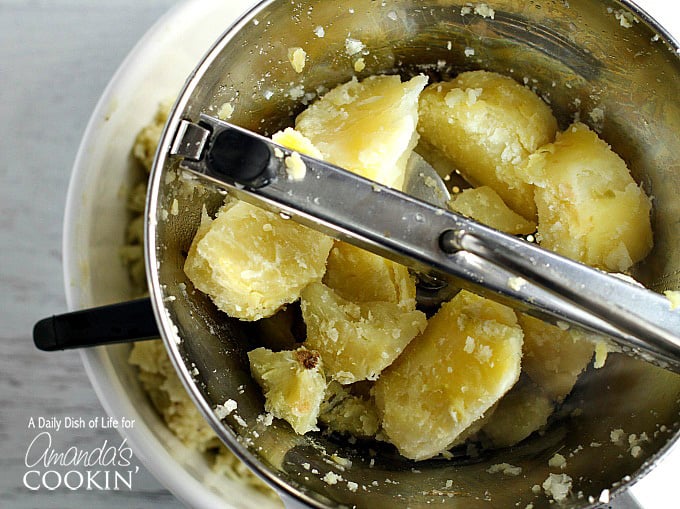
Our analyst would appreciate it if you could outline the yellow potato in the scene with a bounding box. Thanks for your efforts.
[448,186,536,235]
[373,290,523,460]
[184,201,333,321]
[323,241,417,311]
[248,347,327,434]
[301,282,427,384]
[523,122,653,272]
[272,127,323,159]
[418,70,558,219]
[481,378,554,448]
[295,74,428,190]
[518,313,594,402]
[318,381,380,438]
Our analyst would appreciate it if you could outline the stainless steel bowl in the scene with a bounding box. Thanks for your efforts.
[146,1,680,507]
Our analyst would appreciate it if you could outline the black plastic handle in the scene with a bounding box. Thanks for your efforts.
[33,298,159,351]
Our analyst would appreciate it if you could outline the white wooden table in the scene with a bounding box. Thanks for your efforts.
[0,1,678,508]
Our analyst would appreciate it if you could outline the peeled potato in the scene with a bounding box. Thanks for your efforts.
[301,282,427,384]
[448,186,536,235]
[323,241,417,311]
[295,74,428,190]
[418,70,557,219]
[184,201,333,321]
[523,122,653,272]
[518,313,595,402]
[319,381,380,438]
[272,127,324,159]
[248,347,327,434]
[481,377,554,448]
[373,290,524,460]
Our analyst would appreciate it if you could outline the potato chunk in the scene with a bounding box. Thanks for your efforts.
[523,122,653,272]
[319,381,380,438]
[248,347,326,434]
[295,74,428,190]
[518,314,594,402]
[272,127,324,159]
[481,378,554,448]
[373,290,523,460]
[323,241,417,310]
[418,70,557,219]
[448,186,536,235]
[301,282,427,384]
[184,201,333,321]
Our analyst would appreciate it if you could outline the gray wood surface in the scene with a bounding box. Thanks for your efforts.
[0,1,183,507]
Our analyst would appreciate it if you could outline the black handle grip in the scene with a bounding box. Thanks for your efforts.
[33,298,159,351]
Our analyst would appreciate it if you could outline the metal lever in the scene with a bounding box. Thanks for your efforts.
[171,114,680,373]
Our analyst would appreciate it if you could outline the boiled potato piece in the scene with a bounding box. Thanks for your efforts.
[523,122,653,272]
[323,241,417,311]
[418,70,557,219]
[319,381,380,438]
[518,314,595,402]
[272,127,324,159]
[481,377,554,448]
[248,347,327,434]
[184,201,333,321]
[301,282,427,384]
[295,74,428,190]
[448,186,536,235]
[373,290,523,460]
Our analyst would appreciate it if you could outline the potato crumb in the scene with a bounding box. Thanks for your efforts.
[215,399,238,419]
[331,454,352,469]
[347,481,358,492]
[217,102,234,120]
[548,453,567,469]
[610,428,626,444]
[285,151,307,180]
[474,3,495,19]
[542,473,572,502]
[599,488,610,503]
[354,58,366,72]
[613,9,637,28]
[257,412,274,426]
[486,463,522,476]
[288,47,307,73]
[313,26,325,38]
[588,107,604,125]
[345,38,364,56]
[508,276,527,291]
[322,471,342,485]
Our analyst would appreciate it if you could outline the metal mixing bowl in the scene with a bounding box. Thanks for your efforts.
[145,1,680,507]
